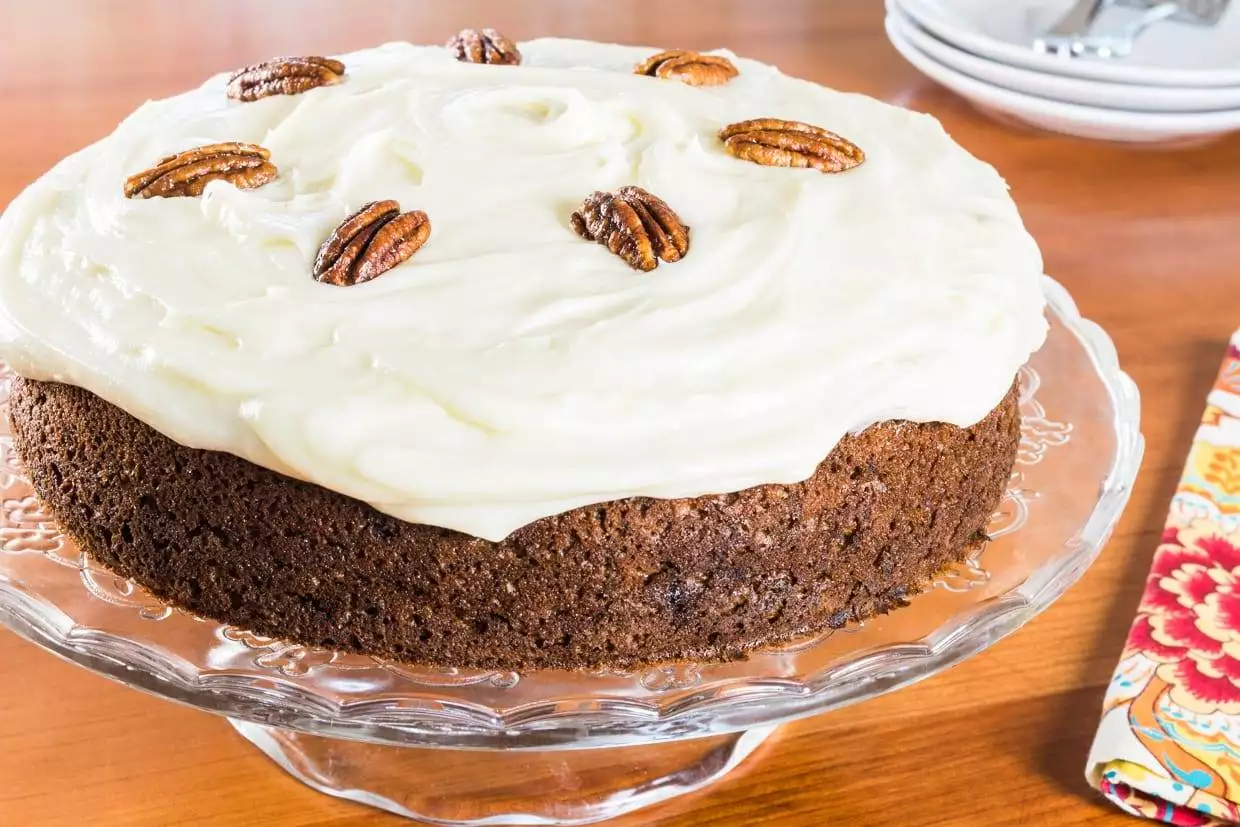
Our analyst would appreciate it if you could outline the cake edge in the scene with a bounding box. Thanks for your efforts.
[8,376,1022,670]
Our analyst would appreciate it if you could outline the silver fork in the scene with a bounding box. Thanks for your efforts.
[1034,0,1232,58]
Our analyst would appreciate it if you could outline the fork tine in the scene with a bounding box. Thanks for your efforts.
[1111,0,1231,25]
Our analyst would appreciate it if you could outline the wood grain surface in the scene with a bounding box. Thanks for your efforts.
[1,1,1237,824]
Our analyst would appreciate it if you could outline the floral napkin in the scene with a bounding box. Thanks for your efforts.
[1088,330,1240,825]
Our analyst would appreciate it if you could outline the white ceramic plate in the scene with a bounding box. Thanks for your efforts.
[895,0,1240,87]
[887,16,1240,141]
[889,4,1240,112]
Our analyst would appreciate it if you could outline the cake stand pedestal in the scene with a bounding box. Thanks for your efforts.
[0,277,1143,825]
[234,721,775,824]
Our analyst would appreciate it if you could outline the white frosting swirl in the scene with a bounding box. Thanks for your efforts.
[0,39,1046,541]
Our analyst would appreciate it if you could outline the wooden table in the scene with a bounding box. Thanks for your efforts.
[1,1,1236,824]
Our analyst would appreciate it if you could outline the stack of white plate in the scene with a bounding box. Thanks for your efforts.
[886,0,1240,142]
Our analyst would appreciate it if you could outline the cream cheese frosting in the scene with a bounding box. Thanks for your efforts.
[0,38,1047,541]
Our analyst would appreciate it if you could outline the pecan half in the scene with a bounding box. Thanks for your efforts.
[571,186,689,272]
[313,201,431,286]
[123,142,277,199]
[446,28,521,65]
[635,50,738,86]
[226,56,345,102]
[718,118,865,173]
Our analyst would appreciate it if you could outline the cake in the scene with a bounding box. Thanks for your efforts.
[0,36,1047,669]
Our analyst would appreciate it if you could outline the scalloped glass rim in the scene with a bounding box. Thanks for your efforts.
[0,275,1143,749]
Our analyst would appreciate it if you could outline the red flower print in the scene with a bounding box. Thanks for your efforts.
[1127,522,1240,714]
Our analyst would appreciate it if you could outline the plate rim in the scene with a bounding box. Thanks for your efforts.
[888,4,1240,112]
[887,16,1240,136]
[894,0,1240,88]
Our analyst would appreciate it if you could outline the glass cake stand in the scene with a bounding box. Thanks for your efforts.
[0,276,1141,826]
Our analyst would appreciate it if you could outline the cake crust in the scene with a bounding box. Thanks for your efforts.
[9,376,1021,670]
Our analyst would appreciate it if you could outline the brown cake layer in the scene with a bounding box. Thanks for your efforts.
[9,377,1021,670]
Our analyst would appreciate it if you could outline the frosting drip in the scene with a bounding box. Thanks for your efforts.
[0,38,1047,541]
